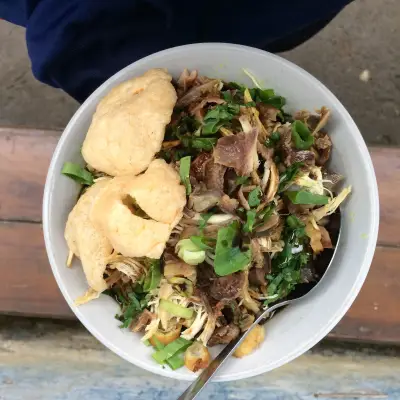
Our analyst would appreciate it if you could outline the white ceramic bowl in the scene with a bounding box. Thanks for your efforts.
[43,43,379,381]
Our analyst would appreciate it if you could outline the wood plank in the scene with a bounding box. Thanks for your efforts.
[0,222,72,318]
[371,147,400,246]
[0,221,398,343]
[0,128,59,222]
[329,246,400,344]
[0,128,398,245]
[0,127,399,343]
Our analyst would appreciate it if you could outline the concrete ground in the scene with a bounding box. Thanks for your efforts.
[1,316,399,399]
[0,0,399,145]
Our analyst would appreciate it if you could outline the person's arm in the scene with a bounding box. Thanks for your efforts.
[1,0,199,102]
[1,0,352,103]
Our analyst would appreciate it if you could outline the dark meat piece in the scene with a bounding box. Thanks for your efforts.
[196,264,217,292]
[306,115,320,131]
[219,301,240,325]
[257,103,279,124]
[314,133,332,165]
[224,169,240,195]
[191,152,212,181]
[210,272,245,301]
[219,194,239,214]
[208,323,240,346]
[278,124,293,166]
[248,267,267,287]
[277,125,316,167]
[204,158,227,191]
[188,184,222,212]
[319,226,333,249]
[249,252,271,287]
[130,310,154,332]
[214,129,259,176]
[177,80,219,108]
[257,142,274,162]
[290,150,315,167]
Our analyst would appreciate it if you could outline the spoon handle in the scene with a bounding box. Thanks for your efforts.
[177,300,292,400]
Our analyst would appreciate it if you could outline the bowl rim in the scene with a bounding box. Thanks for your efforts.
[43,42,380,381]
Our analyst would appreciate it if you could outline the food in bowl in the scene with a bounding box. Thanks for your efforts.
[61,68,351,373]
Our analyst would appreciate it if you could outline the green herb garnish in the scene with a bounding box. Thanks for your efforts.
[291,120,314,150]
[243,210,257,233]
[190,236,214,250]
[179,156,192,195]
[214,221,252,276]
[248,187,262,207]
[199,213,213,230]
[202,103,240,134]
[191,137,218,151]
[265,216,310,305]
[258,204,275,221]
[286,190,329,205]
[278,163,302,192]
[61,162,94,186]
[265,131,281,148]
[235,176,250,185]
[115,292,145,329]
[248,88,286,109]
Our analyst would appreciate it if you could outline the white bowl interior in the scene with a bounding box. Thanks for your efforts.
[43,44,379,381]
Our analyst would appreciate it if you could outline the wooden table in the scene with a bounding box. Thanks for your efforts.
[0,127,399,344]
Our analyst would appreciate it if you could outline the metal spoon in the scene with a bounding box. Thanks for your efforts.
[177,213,341,400]
[177,299,291,400]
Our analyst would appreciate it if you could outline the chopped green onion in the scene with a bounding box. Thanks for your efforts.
[166,353,185,370]
[159,299,194,319]
[214,221,252,276]
[291,120,314,150]
[61,162,94,186]
[152,337,192,364]
[286,190,329,205]
[286,215,305,229]
[176,239,206,265]
[179,156,192,195]
[143,339,151,347]
[243,210,257,233]
[142,259,161,292]
[257,204,275,222]
[152,337,164,351]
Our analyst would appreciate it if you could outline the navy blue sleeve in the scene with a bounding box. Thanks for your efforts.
[0,0,352,103]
